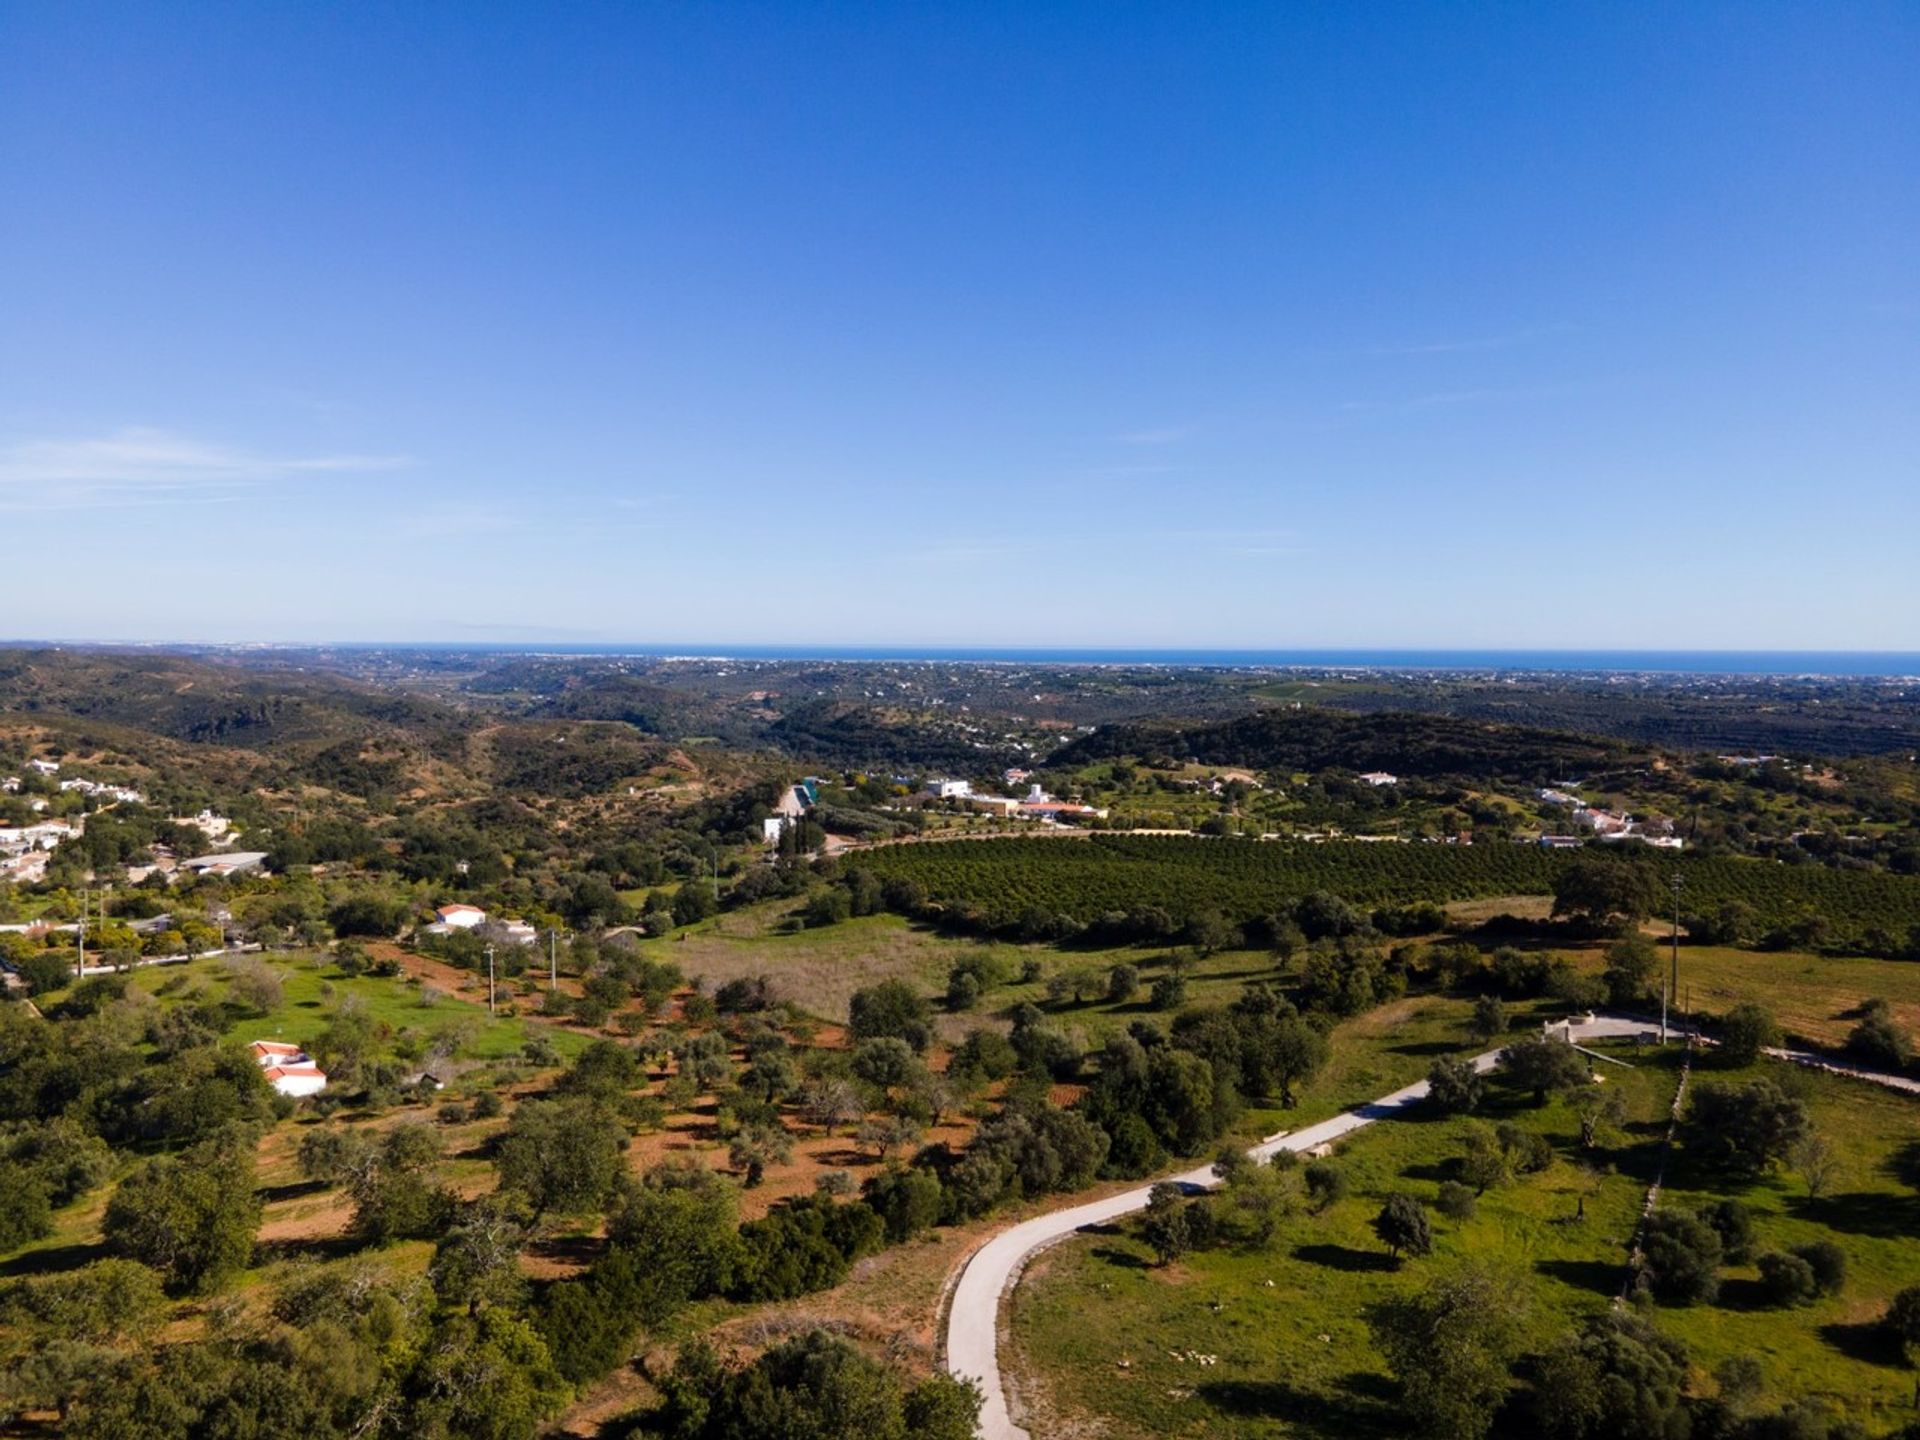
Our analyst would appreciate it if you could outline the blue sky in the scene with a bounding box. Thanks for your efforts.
[1,2,1915,648]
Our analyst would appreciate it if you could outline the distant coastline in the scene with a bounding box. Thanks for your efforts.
[154,643,1920,677]
[10,639,1920,676]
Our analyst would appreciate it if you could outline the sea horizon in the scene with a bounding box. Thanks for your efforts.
[23,640,1918,678]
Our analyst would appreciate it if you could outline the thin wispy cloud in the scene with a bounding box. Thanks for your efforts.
[0,427,410,511]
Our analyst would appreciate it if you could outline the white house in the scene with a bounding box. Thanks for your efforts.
[25,759,59,775]
[249,1040,328,1098]
[435,903,488,930]
[0,852,47,883]
[924,778,973,799]
[1359,772,1399,787]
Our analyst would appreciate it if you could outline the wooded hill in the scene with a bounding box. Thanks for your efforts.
[1051,708,1632,783]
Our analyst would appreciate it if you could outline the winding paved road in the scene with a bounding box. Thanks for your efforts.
[942,1012,1920,1438]
[941,1015,1665,1440]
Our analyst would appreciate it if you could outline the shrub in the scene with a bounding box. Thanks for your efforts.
[1638,1210,1722,1305]
[1793,1239,1846,1296]
[1697,1198,1755,1264]
[1717,1002,1781,1066]
[1435,1181,1477,1221]
[1757,1250,1820,1306]
[1304,1160,1349,1211]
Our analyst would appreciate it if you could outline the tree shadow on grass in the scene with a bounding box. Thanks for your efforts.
[1293,1243,1398,1274]
[1885,1139,1920,1190]
[1793,1191,1920,1240]
[1713,1277,1775,1313]
[1386,1040,1456,1058]
[528,1233,601,1271]
[1819,1319,1906,1368]
[253,1233,362,1266]
[1089,1245,1153,1271]
[0,1240,108,1280]
[1534,1258,1623,1298]
[1399,1161,1456,1183]
[258,1178,332,1204]
[1197,1373,1398,1436]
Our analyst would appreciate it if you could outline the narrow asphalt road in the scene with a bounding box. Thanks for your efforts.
[941,1015,1665,1440]
[942,1012,1920,1438]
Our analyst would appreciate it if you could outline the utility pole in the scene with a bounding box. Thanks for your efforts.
[1669,871,1685,1039]
[548,927,558,993]
[76,887,87,979]
[486,945,496,1017]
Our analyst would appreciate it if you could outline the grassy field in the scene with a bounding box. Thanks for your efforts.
[1009,1047,1920,1438]
[112,948,593,1061]
[1653,944,1920,1050]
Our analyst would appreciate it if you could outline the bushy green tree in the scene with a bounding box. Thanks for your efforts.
[848,980,933,1051]
[496,1099,625,1214]
[1718,1002,1781,1065]
[1368,1263,1526,1440]
[103,1132,261,1293]
[1372,1193,1432,1261]
[1687,1079,1811,1174]
[1427,1055,1485,1114]
[1533,1310,1690,1440]
[1498,1038,1589,1105]
[1638,1209,1722,1305]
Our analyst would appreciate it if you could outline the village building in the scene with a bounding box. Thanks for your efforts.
[434,903,488,929]
[249,1040,328,1097]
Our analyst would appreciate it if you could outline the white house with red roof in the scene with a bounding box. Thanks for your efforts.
[249,1039,328,1097]
[435,903,488,929]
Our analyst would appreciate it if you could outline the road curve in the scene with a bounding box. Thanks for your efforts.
[942,1014,1662,1440]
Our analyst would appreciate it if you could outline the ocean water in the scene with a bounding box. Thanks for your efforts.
[413,645,1920,677]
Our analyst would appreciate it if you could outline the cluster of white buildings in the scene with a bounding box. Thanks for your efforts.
[0,817,82,884]
[1536,787,1683,849]
[249,1039,328,1097]
[922,777,1109,822]
[421,903,537,945]
[57,776,145,804]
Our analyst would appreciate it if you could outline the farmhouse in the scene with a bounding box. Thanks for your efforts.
[249,1040,328,1098]
[434,903,488,930]
[925,778,973,799]
[1358,772,1399,787]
